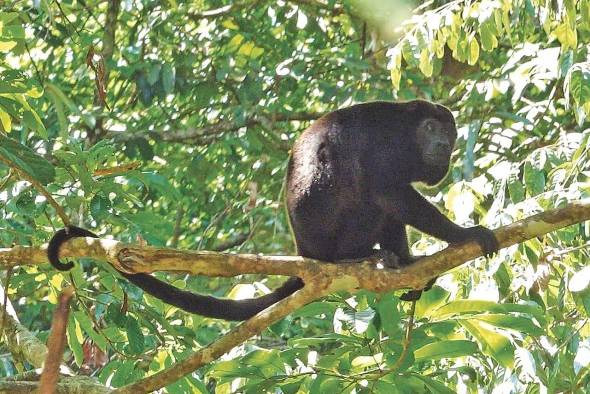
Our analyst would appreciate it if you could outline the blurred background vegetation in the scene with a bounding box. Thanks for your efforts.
[1,0,590,392]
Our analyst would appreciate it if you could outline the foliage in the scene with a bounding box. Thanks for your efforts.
[1,0,590,392]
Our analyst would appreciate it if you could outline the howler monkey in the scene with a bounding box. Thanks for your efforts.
[48,100,498,321]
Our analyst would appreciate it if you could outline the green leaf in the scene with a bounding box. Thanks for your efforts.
[126,316,145,354]
[564,62,590,124]
[0,40,16,52]
[22,110,47,138]
[468,38,479,65]
[460,319,515,368]
[0,81,27,94]
[90,193,111,219]
[508,176,525,203]
[468,314,544,336]
[582,1,590,31]
[419,49,433,77]
[161,64,175,95]
[479,23,498,51]
[291,301,337,318]
[0,106,11,132]
[412,375,456,394]
[376,293,401,337]
[141,172,181,201]
[524,161,545,196]
[109,360,140,387]
[0,134,55,184]
[414,340,479,362]
[553,21,577,50]
[67,316,84,366]
[45,89,67,138]
[194,82,218,109]
[73,311,108,351]
[429,300,544,320]
[415,286,450,318]
[46,83,79,113]
[147,64,161,85]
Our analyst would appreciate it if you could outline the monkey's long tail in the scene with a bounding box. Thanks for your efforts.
[47,226,304,321]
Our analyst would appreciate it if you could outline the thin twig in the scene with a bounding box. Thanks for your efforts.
[0,156,70,226]
[0,268,13,339]
[390,300,416,372]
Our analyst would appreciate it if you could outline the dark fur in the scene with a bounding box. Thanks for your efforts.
[287,100,497,265]
[47,100,497,320]
[47,226,303,321]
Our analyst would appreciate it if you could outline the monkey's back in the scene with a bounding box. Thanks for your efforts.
[285,101,439,259]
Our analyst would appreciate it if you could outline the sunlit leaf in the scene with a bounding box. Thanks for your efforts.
[0,134,55,184]
[461,320,515,368]
[414,340,478,362]
[468,38,479,66]
[0,40,16,52]
[429,300,544,320]
[570,266,590,292]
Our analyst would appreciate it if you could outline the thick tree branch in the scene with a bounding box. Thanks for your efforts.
[1,201,589,291]
[0,377,110,394]
[0,201,588,393]
[39,287,74,394]
[0,290,48,369]
[102,0,120,77]
[104,111,322,143]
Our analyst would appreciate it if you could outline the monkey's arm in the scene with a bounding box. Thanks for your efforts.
[393,186,498,256]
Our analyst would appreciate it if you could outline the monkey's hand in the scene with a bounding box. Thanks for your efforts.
[460,225,499,257]
[400,277,437,302]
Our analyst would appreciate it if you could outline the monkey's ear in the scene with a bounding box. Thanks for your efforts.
[405,100,421,112]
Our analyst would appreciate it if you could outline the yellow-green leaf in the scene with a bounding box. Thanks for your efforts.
[238,41,255,56]
[0,40,16,52]
[0,107,11,132]
[351,353,383,368]
[502,9,511,38]
[582,1,590,31]
[468,38,479,65]
[553,21,577,50]
[461,320,515,369]
[26,87,43,98]
[419,49,433,77]
[227,34,244,51]
[415,340,479,362]
[479,23,498,51]
[222,19,238,30]
[250,46,264,58]
[390,67,401,90]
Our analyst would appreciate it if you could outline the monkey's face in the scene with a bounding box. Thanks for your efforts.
[415,117,457,185]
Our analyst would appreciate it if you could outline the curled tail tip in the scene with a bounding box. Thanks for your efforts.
[47,225,98,271]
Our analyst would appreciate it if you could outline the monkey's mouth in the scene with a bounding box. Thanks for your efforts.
[422,154,450,167]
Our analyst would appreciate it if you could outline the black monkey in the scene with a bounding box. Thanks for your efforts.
[47,100,498,320]
[286,100,497,298]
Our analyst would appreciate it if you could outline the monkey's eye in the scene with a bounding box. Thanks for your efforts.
[425,120,435,132]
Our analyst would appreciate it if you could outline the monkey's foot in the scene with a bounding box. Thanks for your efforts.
[399,277,437,302]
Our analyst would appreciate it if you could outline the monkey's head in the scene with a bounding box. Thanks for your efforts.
[413,104,457,185]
